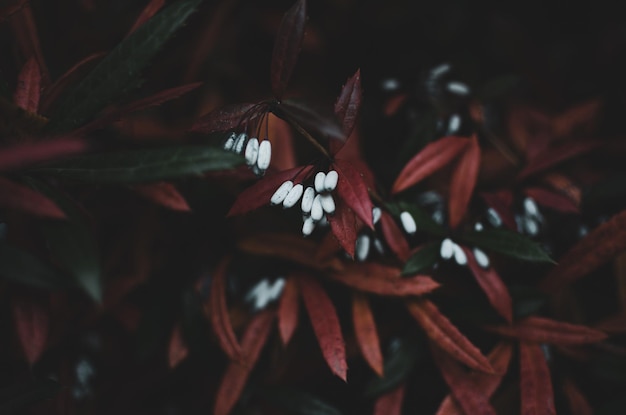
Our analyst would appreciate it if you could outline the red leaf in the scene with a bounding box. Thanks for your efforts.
[519,342,556,415]
[328,200,359,258]
[278,277,299,345]
[373,384,405,415]
[431,344,497,415]
[168,324,188,368]
[448,135,481,229]
[333,158,374,229]
[540,209,626,292]
[190,102,263,133]
[0,177,65,219]
[407,299,493,373]
[517,140,598,180]
[485,316,607,345]
[436,342,513,415]
[334,69,362,138]
[329,262,440,296]
[524,187,579,213]
[299,274,347,381]
[126,0,165,36]
[392,136,470,194]
[479,190,517,230]
[464,246,513,323]
[8,3,50,85]
[267,113,297,170]
[0,137,88,172]
[209,257,242,360]
[133,182,191,212]
[227,165,313,216]
[379,211,411,262]
[13,57,41,113]
[352,292,383,376]
[12,295,49,365]
[214,310,275,415]
[562,378,593,415]
[270,0,307,99]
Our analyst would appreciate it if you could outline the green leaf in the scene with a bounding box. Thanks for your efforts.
[460,229,554,263]
[33,146,243,183]
[475,74,520,102]
[0,243,67,289]
[387,202,446,237]
[24,177,102,302]
[256,387,343,415]
[402,243,439,276]
[47,0,202,132]
[0,378,61,414]
[365,336,422,397]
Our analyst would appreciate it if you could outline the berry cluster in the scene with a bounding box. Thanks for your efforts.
[223,132,272,176]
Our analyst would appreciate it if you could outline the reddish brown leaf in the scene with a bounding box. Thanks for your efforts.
[0,137,88,172]
[299,274,347,381]
[485,316,607,345]
[267,113,297,170]
[464,246,513,323]
[517,140,599,180]
[540,209,626,292]
[13,57,41,113]
[352,292,383,376]
[379,211,411,261]
[8,3,50,85]
[133,182,191,212]
[209,257,242,360]
[407,299,493,373]
[562,378,593,415]
[278,277,299,345]
[328,200,358,258]
[12,296,49,365]
[227,165,313,216]
[334,69,362,138]
[126,0,165,36]
[392,136,470,194]
[449,135,481,229]
[524,187,579,213]
[479,190,517,230]
[329,262,439,296]
[270,0,307,99]
[214,310,275,415]
[278,99,344,140]
[190,102,264,133]
[168,324,188,368]
[333,158,374,229]
[431,344,497,415]
[436,342,513,415]
[373,384,405,415]
[519,342,556,415]
[0,177,65,219]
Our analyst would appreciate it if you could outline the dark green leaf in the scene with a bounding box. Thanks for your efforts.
[24,177,102,302]
[33,146,243,183]
[475,74,520,102]
[256,386,343,415]
[0,243,67,289]
[387,202,446,237]
[460,229,554,263]
[47,0,202,131]
[402,243,439,276]
[0,378,61,414]
[365,336,422,397]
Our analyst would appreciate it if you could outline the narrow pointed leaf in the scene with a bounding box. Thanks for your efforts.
[334,69,362,138]
[524,187,579,213]
[214,310,275,415]
[373,384,405,415]
[133,182,191,212]
[209,257,242,360]
[0,137,88,172]
[562,378,593,415]
[35,146,242,183]
[0,243,67,289]
[461,228,553,263]
[519,342,556,415]
[464,246,513,323]
[12,296,48,365]
[333,159,374,228]
[270,0,307,99]
[190,102,262,133]
[168,324,188,368]
[278,277,300,345]
[352,292,383,376]
[449,135,481,229]
[14,57,41,113]
[407,299,493,373]
[0,177,65,219]
[402,243,440,276]
[228,165,313,216]
[299,274,347,381]
[328,200,358,258]
[8,3,50,85]
[485,316,607,345]
[380,211,411,262]
[277,99,344,140]
[329,262,440,296]
[48,0,202,131]
[517,140,598,180]
[127,0,166,35]
[392,136,470,194]
[540,209,626,292]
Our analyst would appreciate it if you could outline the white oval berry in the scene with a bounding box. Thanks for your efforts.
[311,194,323,221]
[372,207,382,225]
[440,238,454,260]
[447,114,461,134]
[373,238,385,255]
[223,132,236,150]
[430,63,451,79]
[283,184,304,208]
[447,81,470,95]
[486,208,502,227]
[473,247,490,269]
[244,138,259,166]
[318,214,329,227]
[270,181,293,205]
[355,234,370,262]
[523,197,539,217]
[320,194,335,215]
[257,140,272,171]
[324,170,339,192]
[452,242,467,265]
[474,222,484,232]
[400,211,416,234]
[301,187,315,213]
[314,172,326,193]
[523,216,539,236]
[234,133,247,154]
[302,216,316,236]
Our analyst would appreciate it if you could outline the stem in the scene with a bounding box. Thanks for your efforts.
[272,104,331,159]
